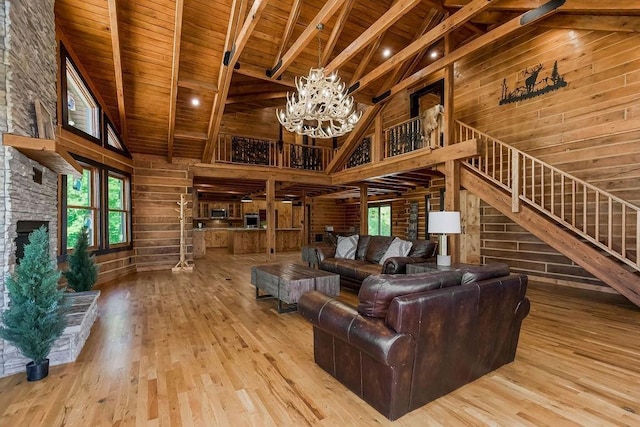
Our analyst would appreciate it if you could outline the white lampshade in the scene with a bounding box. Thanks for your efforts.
[428,211,461,234]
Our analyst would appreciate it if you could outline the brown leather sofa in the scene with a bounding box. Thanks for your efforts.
[298,263,530,420]
[314,235,437,292]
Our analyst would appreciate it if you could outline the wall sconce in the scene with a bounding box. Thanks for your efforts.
[428,211,461,266]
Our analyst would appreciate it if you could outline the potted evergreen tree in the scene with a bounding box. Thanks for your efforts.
[0,226,67,381]
[64,226,98,292]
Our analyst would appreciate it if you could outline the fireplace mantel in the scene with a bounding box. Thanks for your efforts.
[2,133,82,176]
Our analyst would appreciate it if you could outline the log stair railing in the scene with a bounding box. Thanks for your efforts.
[456,120,640,307]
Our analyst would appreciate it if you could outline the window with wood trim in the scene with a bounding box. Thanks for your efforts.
[368,205,392,236]
[60,156,132,257]
[65,57,100,139]
[66,166,98,249]
[107,172,130,246]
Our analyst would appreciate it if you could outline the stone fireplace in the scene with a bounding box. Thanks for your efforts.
[0,0,98,378]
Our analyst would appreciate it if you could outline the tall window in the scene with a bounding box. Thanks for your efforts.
[368,205,392,236]
[107,173,129,245]
[66,167,98,249]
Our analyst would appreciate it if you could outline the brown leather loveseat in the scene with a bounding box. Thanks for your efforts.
[315,235,437,292]
[298,263,530,420]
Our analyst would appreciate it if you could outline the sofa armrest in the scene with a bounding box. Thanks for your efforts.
[315,245,336,262]
[382,256,432,274]
[299,291,415,366]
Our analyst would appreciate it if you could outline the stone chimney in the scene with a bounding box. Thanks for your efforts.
[0,0,59,377]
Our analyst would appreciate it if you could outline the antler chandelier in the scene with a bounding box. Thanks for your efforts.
[276,24,361,139]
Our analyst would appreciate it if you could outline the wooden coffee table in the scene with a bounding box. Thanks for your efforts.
[251,263,340,313]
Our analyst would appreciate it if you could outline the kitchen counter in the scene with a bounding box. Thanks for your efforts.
[193,228,302,257]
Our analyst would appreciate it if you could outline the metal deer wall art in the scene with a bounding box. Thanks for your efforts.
[500,60,567,105]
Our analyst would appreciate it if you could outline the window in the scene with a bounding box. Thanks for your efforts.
[368,205,392,236]
[65,57,100,139]
[107,173,130,245]
[66,167,98,249]
[60,156,132,256]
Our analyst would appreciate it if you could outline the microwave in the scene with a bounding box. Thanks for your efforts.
[210,208,227,219]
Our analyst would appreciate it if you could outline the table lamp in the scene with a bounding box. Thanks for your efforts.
[428,211,461,266]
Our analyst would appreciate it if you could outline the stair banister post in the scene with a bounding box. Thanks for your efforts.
[512,150,521,213]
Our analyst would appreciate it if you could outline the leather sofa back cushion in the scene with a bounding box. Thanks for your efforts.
[365,236,395,264]
[357,270,462,318]
[407,239,437,258]
[460,263,510,284]
[356,235,371,260]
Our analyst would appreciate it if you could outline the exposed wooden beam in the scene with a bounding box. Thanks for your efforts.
[267,0,346,80]
[325,0,421,74]
[227,0,270,66]
[192,163,333,186]
[106,0,128,144]
[226,91,288,104]
[166,0,184,163]
[202,0,270,163]
[235,63,296,88]
[378,0,566,102]
[321,0,356,66]
[272,0,302,69]
[178,79,218,92]
[351,35,383,83]
[174,130,207,141]
[332,139,480,185]
[444,0,640,13]
[539,15,640,33]
[349,0,497,94]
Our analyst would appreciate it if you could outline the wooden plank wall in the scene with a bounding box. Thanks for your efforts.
[455,27,640,205]
[480,201,606,289]
[308,199,349,242]
[132,154,195,271]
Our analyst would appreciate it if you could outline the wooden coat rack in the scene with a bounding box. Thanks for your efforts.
[172,193,194,272]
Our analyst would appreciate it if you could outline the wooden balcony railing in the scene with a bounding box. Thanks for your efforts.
[458,120,640,271]
[215,135,333,171]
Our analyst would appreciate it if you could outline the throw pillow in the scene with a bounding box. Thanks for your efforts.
[335,235,359,259]
[378,237,413,265]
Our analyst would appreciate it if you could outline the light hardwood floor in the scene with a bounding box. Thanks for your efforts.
[1,250,639,426]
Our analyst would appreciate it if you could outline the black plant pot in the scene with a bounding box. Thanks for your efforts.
[26,359,49,381]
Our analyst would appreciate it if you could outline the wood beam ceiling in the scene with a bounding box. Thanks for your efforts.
[166,0,184,163]
[379,0,566,102]
[267,0,346,80]
[349,0,497,95]
[539,15,640,33]
[106,0,128,144]
[325,0,421,74]
[202,0,269,163]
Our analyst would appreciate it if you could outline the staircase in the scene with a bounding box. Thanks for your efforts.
[456,121,640,307]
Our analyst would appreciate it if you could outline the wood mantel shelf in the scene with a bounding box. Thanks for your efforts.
[2,133,83,176]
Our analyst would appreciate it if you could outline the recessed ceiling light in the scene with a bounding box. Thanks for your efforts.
[382,48,392,58]
[191,97,200,107]
[430,51,439,59]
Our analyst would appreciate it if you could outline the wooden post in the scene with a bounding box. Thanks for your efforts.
[301,190,309,245]
[266,178,276,257]
[172,193,193,272]
[443,33,460,264]
[360,184,368,235]
[512,151,521,212]
[373,114,384,163]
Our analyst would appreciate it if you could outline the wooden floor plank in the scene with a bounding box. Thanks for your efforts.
[1,250,639,425]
